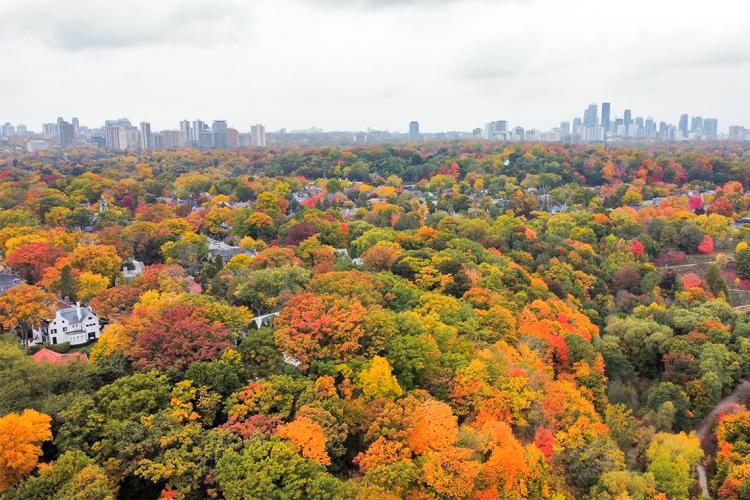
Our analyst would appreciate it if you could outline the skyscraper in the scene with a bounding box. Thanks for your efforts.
[601,102,611,132]
[584,104,598,127]
[251,124,266,147]
[139,122,152,150]
[409,121,420,141]
[679,114,689,138]
[72,117,79,137]
[690,116,704,134]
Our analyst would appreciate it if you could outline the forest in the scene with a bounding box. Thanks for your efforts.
[2,141,750,499]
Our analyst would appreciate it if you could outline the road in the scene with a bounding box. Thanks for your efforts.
[694,380,750,499]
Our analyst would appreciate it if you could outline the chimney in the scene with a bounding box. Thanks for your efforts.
[76,302,82,321]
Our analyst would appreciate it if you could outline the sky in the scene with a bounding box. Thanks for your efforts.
[0,0,748,133]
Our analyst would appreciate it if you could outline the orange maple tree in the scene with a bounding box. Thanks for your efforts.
[0,409,52,492]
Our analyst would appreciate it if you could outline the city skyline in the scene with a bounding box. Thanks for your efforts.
[1,0,749,132]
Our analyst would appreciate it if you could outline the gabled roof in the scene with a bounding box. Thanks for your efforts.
[57,305,96,324]
[31,348,88,364]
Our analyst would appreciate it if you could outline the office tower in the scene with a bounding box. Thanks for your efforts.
[409,121,420,141]
[601,102,611,132]
[560,121,571,135]
[180,120,191,143]
[472,128,482,137]
[623,109,632,127]
[139,122,152,150]
[72,117,80,136]
[512,126,524,141]
[703,118,718,139]
[691,116,704,133]
[635,116,644,127]
[16,124,27,136]
[251,124,266,147]
[679,114,689,137]
[212,120,228,148]
[1,123,15,136]
[583,104,598,127]
[57,118,74,148]
[572,117,582,130]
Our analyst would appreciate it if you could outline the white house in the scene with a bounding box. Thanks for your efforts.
[32,303,102,346]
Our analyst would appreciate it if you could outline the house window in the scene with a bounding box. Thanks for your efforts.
[63,327,67,332]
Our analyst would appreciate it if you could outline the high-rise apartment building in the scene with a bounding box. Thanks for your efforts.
[251,124,266,147]
[72,117,80,137]
[409,121,420,141]
[212,120,228,148]
[139,122,152,150]
[57,118,74,148]
[191,120,207,141]
[180,120,191,144]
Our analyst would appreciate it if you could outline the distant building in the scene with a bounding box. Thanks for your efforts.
[729,126,746,141]
[251,124,266,147]
[26,139,50,153]
[227,128,239,148]
[191,120,207,141]
[161,130,184,148]
[601,102,611,132]
[57,118,74,148]
[139,121,152,150]
[679,114,689,138]
[704,118,718,139]
[180,120,191,143]
[691,116,704,134]
[212,120,228,148]
[583,103,598,127]
[409,121,420,141]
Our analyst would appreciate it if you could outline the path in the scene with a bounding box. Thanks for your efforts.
[694,380,750,499]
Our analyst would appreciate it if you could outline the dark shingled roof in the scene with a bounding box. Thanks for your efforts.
[0,272,24,295]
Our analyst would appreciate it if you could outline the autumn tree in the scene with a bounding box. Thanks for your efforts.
[273,292,367,371]
[358,356,403,400]
[130,303,232,372]
[276,416,331,465]
[5,242,62,283]
[0,409,52,492]
[0,284,56,344]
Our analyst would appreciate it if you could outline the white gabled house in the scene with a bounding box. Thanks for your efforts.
[32,303,102,346]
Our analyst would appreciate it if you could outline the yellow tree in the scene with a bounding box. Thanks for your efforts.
[0,409,52,492]
[358,356,403,400]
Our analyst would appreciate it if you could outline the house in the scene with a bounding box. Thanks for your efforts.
[207,238,255,261]
[0,271,24,295]
[32,348,88,364]
[32,303,102,346]
[122,259,145,281]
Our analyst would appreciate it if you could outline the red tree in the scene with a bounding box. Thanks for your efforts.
[131,304,232,371]
[6,242,62,283]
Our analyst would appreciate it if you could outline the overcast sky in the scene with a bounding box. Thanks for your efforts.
[1,0,747,133]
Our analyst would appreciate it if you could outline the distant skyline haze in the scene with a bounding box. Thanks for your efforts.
[1,0,748,132]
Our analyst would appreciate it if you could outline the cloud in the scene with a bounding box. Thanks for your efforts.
[0,0,253,50]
